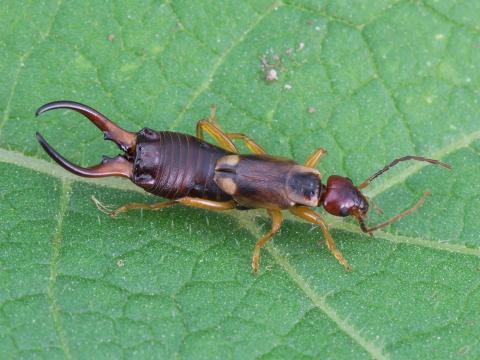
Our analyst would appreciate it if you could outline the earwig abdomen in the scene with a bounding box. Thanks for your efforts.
[133,129,232,201]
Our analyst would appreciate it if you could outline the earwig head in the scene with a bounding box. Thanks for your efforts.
[35,101,137,178]
[322,156,451,235]
[320,175,369,217]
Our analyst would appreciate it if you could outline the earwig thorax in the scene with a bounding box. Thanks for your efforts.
[285,165,323,207]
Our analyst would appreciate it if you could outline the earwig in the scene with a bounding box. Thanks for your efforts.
[35,101,451,272]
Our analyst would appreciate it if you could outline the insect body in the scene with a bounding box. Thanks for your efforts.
[36,101,451,272]
[132,128,231,201]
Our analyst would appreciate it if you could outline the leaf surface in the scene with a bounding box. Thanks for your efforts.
[1,1,480,358]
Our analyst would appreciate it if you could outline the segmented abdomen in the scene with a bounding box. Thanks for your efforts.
[132,129,232,201]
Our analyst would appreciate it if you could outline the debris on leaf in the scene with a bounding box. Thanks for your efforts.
[308,107,316,113]
[266,69,278,82]
[260,52,282,83]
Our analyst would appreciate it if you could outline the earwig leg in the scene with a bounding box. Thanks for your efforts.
[196,106,266,154]
[196,119,238,153]
[252,209,283,273]
[109,197,236,218]
[207,104,220,126]
[175,197,236,210]
[109,200,177,218]
[224,133,267,154]
[304,148,327,168]
[289,206,351,272]
[91,195,117,214]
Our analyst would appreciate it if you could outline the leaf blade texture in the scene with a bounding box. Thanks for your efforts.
[1,1,480,358]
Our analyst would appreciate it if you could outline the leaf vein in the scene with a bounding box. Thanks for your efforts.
[47,180,72,359]
[420,0,480,35]
[169,1,283,130]
[1,144,480,256]
[365,130,480,199]
[0,0,63,139]
[328,219,480,257]
[234,212,389,360]
[359,28,417,153]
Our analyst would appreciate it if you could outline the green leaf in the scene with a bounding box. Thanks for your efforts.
[1,0,480,358]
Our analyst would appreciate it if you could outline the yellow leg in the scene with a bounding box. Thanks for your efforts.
[109,197,236,218]
[176,197,236,210]
[224,133,266,154]
[196,106,237,152]
[252,209,283,273]
[206,104,219,125]
[196,120,238,152]
[109,200,177,218]
[304,148,327,168]
[196,105,267,155]
[289,206,351,271]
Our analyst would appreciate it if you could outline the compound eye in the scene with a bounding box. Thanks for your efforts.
[339,206,350,217]
[361,202,369,213]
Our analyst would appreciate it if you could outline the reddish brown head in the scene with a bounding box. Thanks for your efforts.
[318,156,451,234]
[320,175,369,218]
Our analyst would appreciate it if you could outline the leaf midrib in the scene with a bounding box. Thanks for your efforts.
[234,211,389,360]
[2,125,479,256]
[2,127,477,359]
[47,180,72,359]
[2,0,479,358]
